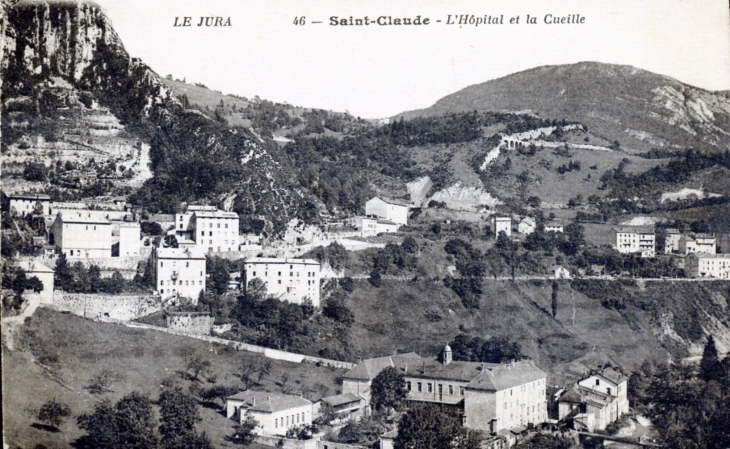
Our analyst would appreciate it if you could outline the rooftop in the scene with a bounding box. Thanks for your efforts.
[155,247,206,259]
[687,252,730,260]
[194,210,239,219]
[226,391,312,413]
[245,257,319,265]
[8,193,51,200]
[343,353,500,383]
[370,196,410,207]
[317,393,363,407]
[611,226,654,234]
[55,212,110,225]
[464,360,546,392]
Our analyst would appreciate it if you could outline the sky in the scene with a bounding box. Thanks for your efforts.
[95,0,730,118]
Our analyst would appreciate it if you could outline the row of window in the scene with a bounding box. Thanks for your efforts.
[274,412,308,428]
[160,280,202,286]
[406,381,464,396]
[251,271,318,278]
[159,262,196,268]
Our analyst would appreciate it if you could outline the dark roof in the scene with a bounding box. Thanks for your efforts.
[9,193,51,200]
[343,353,421,381]
[557,386,583,404]
[405,359,499,383]
[465,360,546,392]
[371,196,410,207]
[596,367,626,384]
[611,226,654,234]
[318,393,363,407]
[227,391,312,413]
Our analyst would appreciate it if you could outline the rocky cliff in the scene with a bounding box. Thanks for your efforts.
[2,0,305,233]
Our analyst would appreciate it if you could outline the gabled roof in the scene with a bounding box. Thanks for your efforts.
[405,359,499,382]
[465,360,546,392]
[8,193,51,201]
[369,196,410,207]
[343,353,421,381]
[557,386,583,404]
[193,210,239,219]
[377,219,399,225]
[226,391,312,413]
[611,226,654,234]
[317,393,363,407]
[520,217,536,226]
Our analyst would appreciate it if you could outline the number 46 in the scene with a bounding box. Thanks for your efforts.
[293,16,306,25]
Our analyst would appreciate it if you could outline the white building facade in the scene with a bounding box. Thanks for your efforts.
[243,258,321,307]
[151,247,206,299]
[365,197,409,226]
[8,193,51,216]
[686,253,730,279]
[226,391,313,436]
[492,216,511,237]
[610,227,655,257]
[49,212,112,258]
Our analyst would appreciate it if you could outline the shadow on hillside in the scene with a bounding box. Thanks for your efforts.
[31,422,60,433]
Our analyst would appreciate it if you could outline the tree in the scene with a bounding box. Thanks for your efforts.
[37,399,71,429]
[551,281,559,318]
[369,269,382,287]
[77,391,159,449]
[322,291,354,325]
[394,404,463,449]
[159,386,203,449]
[700,335,724,382]
[370,366,407,412]
[87,369,124,394]
[230,415,259,445]
[54,253,73,290]
[206,256,230,295]
[515,433,573,449]
[201,385,241,407]
[185,353,212,382]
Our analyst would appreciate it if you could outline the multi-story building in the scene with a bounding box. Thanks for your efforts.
[49,212,112,258]
[492,216,511,238]
[175,205,239,254]
[463,360,548,434]
[347,216,400,237]
[226,391,313,436]
[557,368,629,432]
[679,234,716,255]
[686,253,730,279]
[342,346,548,434]
[7,193,51,216]
[151,246,206,299]
[518,217,536,235]
[365,197,409,226]
[664,228,681,254]
[610,226,655,257]
[111,221,141,257]
[243,258,321,307]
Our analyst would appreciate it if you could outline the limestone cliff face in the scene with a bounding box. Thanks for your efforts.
[5,0,122,84]
[2,0,305,233]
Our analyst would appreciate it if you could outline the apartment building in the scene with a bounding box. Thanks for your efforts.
[243,258,321,307]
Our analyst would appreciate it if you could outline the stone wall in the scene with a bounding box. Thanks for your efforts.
[51,291,160,321]
[119,321,355,369]
[167,313,213,335]
[74,255,146,270]
[254,436,317,449]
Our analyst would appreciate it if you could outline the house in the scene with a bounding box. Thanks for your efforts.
[175,205,239,254]
[49,212,112,258]
[313,393,365,420]
[7,193,51,216]
[557,367,629,432]
[347,216,400,237]
[492,216,511,238]
[543,222,564,233]
[679,234,716,255]
[111,221,141,257]
[226,391,313,436]
[610,226,655,257]
[16,258,54,304]
[151,246,206,300]
[365,197,409,226]
[553,266,571,279]
[518,217,536,235]
[243,258,321,307]
[380,429,397,449]
[664,228,681,254]
[686,253,730,279]
[342,345,548,434]
[463,359,548,434]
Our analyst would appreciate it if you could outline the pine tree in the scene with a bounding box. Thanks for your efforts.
[551,281,559,318]
[700,335,724,382]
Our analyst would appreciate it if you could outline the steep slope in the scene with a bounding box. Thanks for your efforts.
[399,62,730,153]
[2,0,305,233]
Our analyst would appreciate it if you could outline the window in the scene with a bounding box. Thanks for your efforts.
[407,382,411,391]
[253,272,256,277]
[278,280,282,284]
[209,231,212,236]
[278,272,282,276]
[225,224,228,228]
[449,385,454,395]
[596,379,600,386]
[286,416,288,425]
[607,387,612,395]
[275,418,278,428]
[427,383,432,393]
[460,387,465,396]
[201,231,204,236]
[417,382,422,392]
[70,250,74,256]
[217,223,220,228]
[186,262,189,267]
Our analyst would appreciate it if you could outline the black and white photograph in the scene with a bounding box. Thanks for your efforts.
[2,0,730,448]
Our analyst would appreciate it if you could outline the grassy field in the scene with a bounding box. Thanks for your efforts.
[2,308,345,449]
[344,277,730,382]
